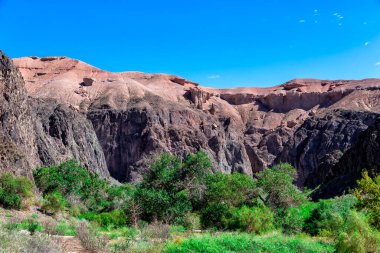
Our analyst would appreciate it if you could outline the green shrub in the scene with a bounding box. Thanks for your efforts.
[335,211,380,253]
[34,160,112,212]
[55,220,76,236]
[353,171,380,228]
[202,172,257,209]
[275,207,304,234]
[136,152,211,224]
[228,205,275,234]
[41,191,66,214]
[305,195,357,236]
[34,160,92,196]
[19,218,44,235]
[256,163,306,210]
[183,212,201,230]
[164,233,335,253]
[200,202,232,230]
[80,210,127,228]
[275,201,319,235]
[135,187,172,222]
[0,173,33,209]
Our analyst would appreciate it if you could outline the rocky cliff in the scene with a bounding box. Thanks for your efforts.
[0,51,39,177]
[0,51,108,177]
[312,117,380,199]
[0,52,378,197]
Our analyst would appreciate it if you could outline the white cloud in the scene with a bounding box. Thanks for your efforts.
[333,13,339,16]
[364,42,370,46]
[208,75,221,79]
[376,62,380,66]
[299,19,306,23]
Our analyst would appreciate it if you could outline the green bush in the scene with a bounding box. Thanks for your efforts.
[41,191,66,214]
[80,210,127,228]
[0,173,33,209]
[55,220,76,236]
[200,202,232,230]
[34,160,92,196]
[335,211,380,253]
[183,213,201,230]
[275,201,318,235]
[305,195,357,236]
[136,151,212,224]
[34,160,112,212]
[202,172,258,209]
[19,218,44,235]
[275,207,304,234]
[256,163,306,210]
[164,233,335,253]
[353,171,380,228]
[228,205,275,234]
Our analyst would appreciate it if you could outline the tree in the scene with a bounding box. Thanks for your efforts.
[180,151,212,207]
[256,163,306,210]
[34,160,112,212]
[202,172,258,208]
[353,171,380,228]
[136,151,213,224]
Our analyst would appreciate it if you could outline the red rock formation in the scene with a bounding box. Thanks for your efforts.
[9,55,380,192]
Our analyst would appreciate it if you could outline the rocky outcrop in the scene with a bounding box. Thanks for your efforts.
[31,98,108,177]
[5,54,380,197]
[278,110,378,188]
[0,51,108,178]
[88,98,251,182]
[312,117,380,199]
[0,51,39,177]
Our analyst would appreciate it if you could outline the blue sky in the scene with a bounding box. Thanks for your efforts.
[1,0,380,88]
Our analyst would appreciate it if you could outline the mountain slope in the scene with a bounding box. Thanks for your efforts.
[0,54,378,197]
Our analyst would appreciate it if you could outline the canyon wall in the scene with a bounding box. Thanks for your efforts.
[0,51,108,177]
[0,51,379,197]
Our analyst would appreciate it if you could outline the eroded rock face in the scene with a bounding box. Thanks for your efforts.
[0,51,39,177]
[278,110,378,188]
[6,55,380,197]
[0,51,108,178]
[31,98,108,177]
[312,117,380,199]
[88,98,251,181]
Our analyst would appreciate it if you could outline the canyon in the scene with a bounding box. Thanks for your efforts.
[1,50,379,198]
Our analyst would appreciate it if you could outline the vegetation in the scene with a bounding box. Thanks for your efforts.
[164,233,334,253]
[353,170,380,228]
[256,163,306,210]
[1,152,380,252]
[0,172,33,209]
[0,223,62,253]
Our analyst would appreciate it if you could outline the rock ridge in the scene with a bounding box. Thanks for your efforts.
[0,53,378,198]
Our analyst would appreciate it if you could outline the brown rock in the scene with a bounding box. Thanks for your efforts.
[6,54,380,192]
[82,77,94,86]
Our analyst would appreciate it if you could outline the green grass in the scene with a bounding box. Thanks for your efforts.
[164,232,334,253]
[55,220,76,236]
